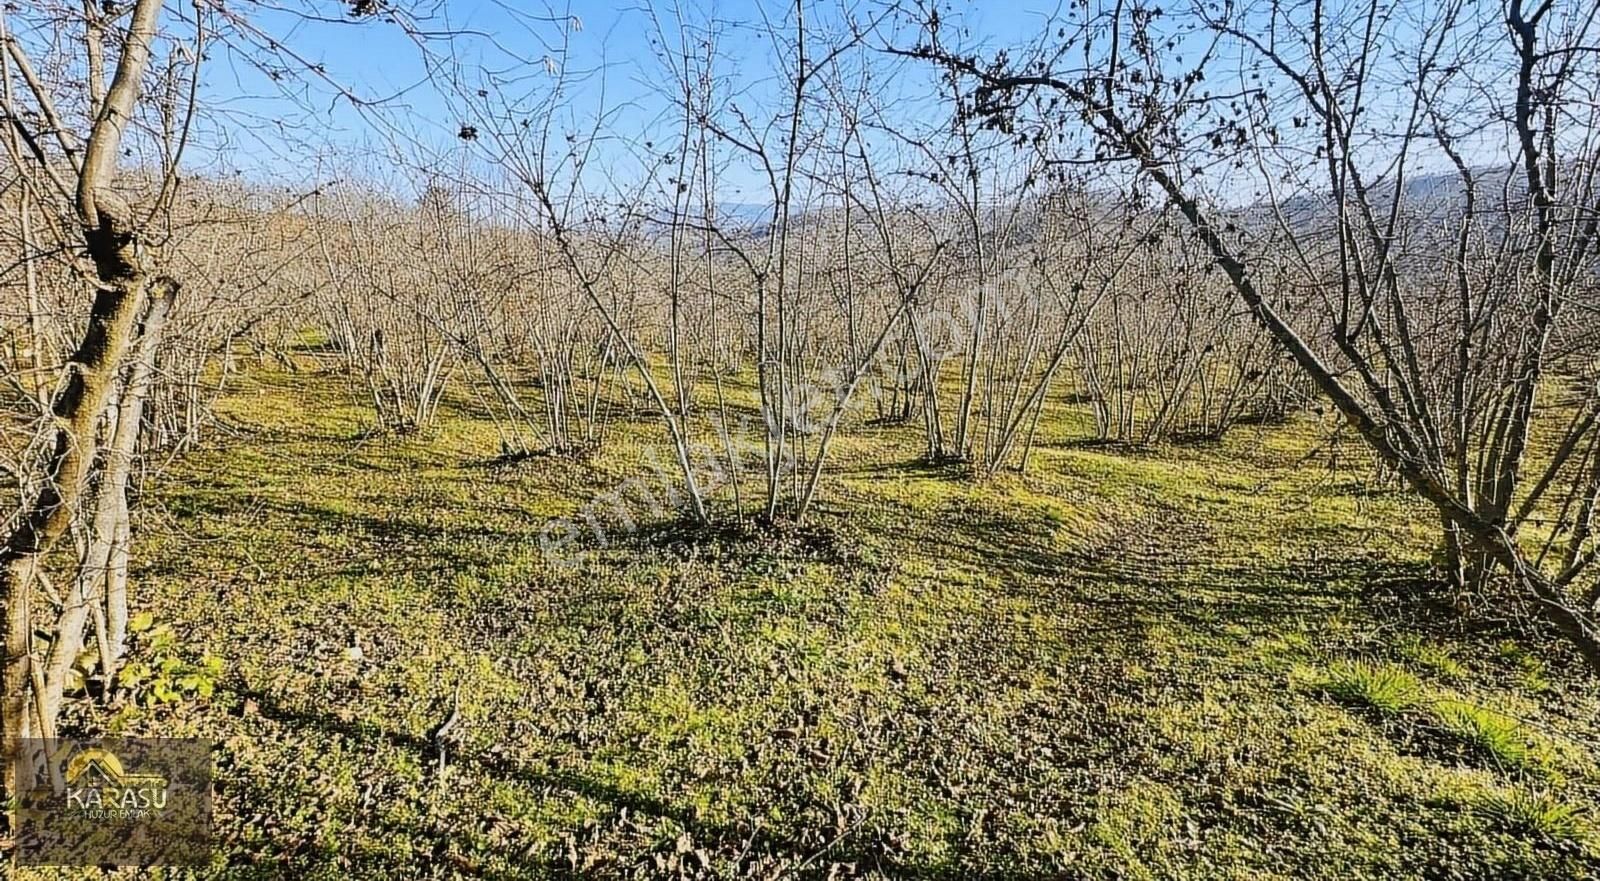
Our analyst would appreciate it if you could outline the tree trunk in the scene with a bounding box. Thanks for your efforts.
[38,287,174,724]
[1,275,169,813]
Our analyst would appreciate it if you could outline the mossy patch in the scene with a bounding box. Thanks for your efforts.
[23,366,1599,880]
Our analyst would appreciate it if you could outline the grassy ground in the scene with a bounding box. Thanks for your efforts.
[27,366,1600,879]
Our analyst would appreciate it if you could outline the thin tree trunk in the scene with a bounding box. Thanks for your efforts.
[38,287,174,724]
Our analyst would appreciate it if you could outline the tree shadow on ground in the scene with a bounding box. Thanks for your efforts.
[190,450,1587,880]
[220,688,1036,880]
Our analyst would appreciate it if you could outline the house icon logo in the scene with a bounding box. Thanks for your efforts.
[15,737,213,867]
[57,746,171,814]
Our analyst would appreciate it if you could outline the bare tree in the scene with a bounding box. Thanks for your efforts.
[0,0,187,804]
[909,0,1600,668]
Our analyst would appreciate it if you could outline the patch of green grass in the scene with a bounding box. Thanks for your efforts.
[1473,786,1589,842]
[1397,636,1466,681]
[58,365,1600,881]
[1431,700,1551,773]
[1520,666,1554,695]
[1498,642,1555,694]
[1317,661,1424,714]
[1089,781,1185,880]
[1494,639,1558,693]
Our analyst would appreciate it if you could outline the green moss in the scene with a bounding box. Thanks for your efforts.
[1398,636,1468,681]
[43,364,1595,881]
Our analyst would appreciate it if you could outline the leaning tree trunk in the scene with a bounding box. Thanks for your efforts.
[0,275,166,804]
[0,0,169,817]
[36,287,176,727]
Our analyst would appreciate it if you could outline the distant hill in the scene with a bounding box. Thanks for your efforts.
[1265,165,1525,230]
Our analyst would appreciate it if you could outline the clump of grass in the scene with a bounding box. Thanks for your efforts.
[1473,787,1588,842]
[1317,661,1423,714]
[1520,665,1553,695]
[1490,639,1553,692]
[1396,636,1466,681]
[1431,700,1549,772]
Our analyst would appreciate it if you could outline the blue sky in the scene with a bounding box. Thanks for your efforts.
[193,0,1068,202]
[185,0,1515,213]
